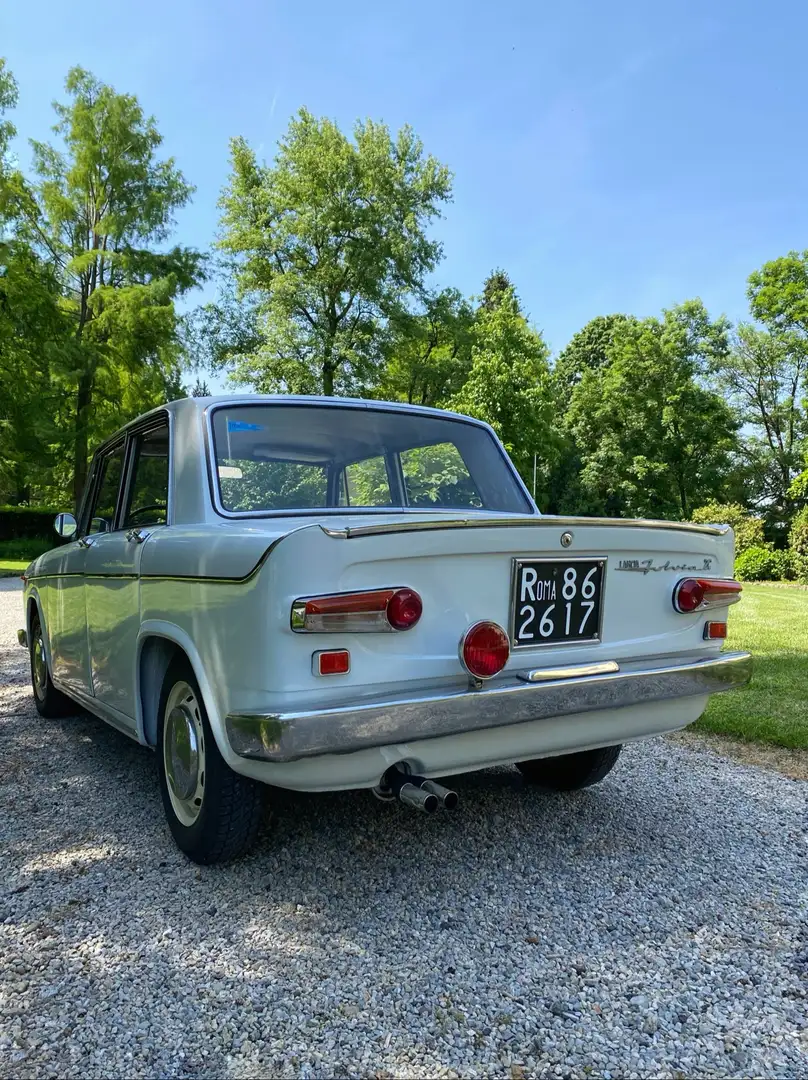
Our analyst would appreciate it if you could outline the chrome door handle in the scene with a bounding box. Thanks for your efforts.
[77,535,95,549]
[126,528,149,544]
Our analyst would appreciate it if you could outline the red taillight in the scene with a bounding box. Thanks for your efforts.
[386,588,422,630]
[460,621,510,680]
[292,588,423,633]
[673,578,742,614]
[314,649,351,675]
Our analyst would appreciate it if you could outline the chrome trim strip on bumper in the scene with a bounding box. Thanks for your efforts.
[225,650,752,764]
[518,660,620,682]
[320,516,731,540]
[17,629,28,649]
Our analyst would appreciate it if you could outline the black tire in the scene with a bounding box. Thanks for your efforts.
[157,657,265,864]
[29,611,74,718]
[516,745,622,791]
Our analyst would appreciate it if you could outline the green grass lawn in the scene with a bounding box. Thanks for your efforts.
[0,538,53,576]
[697,583,808,750]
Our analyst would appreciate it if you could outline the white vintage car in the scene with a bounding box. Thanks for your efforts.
[19,396,751,863]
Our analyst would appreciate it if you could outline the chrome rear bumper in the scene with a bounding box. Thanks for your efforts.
[226,650,752,764]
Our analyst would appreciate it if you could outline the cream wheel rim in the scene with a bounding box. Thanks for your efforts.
[163,681,205,827]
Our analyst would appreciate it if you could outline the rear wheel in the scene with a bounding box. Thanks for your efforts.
[29,611,74,718]
[157,659,265,864]
[516,745,622,790]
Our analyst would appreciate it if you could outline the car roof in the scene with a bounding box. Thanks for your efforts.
[93,394,495,454]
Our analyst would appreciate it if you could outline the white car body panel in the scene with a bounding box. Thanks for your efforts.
[21,395,751,793]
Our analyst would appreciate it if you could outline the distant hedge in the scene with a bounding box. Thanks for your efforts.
[0,506,60,541]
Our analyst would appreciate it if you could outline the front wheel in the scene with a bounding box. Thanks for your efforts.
[516,745,622,791]
[157,659,265,864]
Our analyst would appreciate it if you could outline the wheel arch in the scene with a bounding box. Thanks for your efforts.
[136,621,230,760]
[26,589,53,672]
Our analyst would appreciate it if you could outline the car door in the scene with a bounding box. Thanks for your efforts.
[47,443,126,696]
[84,416,170,722]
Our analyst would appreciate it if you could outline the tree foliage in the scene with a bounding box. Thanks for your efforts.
[566,301,739,519]
[23,67,203,503]
[216,109,452,396]
[449,279,557,499]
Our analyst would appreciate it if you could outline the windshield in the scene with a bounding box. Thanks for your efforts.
[209,404,533,515]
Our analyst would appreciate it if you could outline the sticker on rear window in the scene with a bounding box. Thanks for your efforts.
[227,420,263,432]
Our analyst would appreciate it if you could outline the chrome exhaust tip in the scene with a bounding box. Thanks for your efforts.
[384,767,439,814]
[420,779,459,810]
[398,782,439,814]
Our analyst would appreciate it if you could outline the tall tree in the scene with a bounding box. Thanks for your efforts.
[553,314,629,393]
[710,324,806,522]
[449,279,558,501]
[24,67,203,504]
[374,288,473,406]
[0,59,69,504]
[216,109,452,396]
[566,301,740,519]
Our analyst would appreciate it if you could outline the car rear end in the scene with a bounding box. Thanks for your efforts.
[202,398,751,792]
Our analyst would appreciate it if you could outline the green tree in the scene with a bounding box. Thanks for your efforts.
[567,301,739,519]
[689,502,766,553]
[374,288,473,406]
[709,324,806,524]
[23,67,203,505]
[0,59,70,504]
[449,279,557,501]
[553,314,629,393]
[216,109,452,396]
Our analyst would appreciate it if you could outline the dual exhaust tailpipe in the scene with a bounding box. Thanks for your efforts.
[384,767,458,814]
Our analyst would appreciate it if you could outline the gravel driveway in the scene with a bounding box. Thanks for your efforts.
[1,578,806,1078]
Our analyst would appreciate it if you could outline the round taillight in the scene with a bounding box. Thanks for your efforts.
[387,588,423,631]
[460,621,510,679]
[674,578,705,613]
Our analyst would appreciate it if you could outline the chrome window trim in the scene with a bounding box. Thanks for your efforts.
[509,555,607,650]
[202,399,539,521]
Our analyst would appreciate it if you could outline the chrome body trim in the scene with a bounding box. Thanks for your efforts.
[320,516,732,540]
[518,660,620,682]
[225,650,752,763]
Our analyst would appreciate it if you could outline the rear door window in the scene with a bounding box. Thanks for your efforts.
[401,442,482,508]
[123,424,170,528]
[341,456,393,507]
[86,444,125,534]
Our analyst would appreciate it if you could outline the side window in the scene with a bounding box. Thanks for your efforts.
[401,442,483,508]
[341,456,393,507]
[124,424,170,527]
[86,444,126,535]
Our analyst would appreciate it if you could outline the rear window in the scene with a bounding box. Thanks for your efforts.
[210,404,533,515]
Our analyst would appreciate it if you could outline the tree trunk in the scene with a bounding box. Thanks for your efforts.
[322,360,335,396]
[73,373,93,511]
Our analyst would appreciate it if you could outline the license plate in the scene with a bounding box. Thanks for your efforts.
[511,558,605,648]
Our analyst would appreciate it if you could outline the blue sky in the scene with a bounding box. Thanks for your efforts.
[4,0,807,371]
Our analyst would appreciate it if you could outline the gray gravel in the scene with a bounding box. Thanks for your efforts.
[1,577,806,1079]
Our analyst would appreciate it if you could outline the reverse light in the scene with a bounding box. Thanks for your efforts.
[460,621,510,680]
[292,588,423,633]
[673,577,742,614]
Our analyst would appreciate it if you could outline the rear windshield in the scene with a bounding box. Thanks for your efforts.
[210,404,533,515]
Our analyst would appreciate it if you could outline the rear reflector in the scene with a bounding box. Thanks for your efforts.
[292,588,423,633]
[673,578,742,613]
[704,621,728,640]
[460,621,510,680]
[313,649,351,676]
